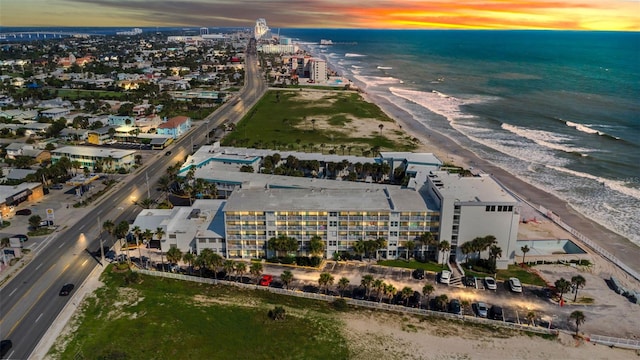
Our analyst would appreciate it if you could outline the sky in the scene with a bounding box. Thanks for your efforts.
[2,0,639,31]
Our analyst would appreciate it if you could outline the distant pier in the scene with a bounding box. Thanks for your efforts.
[0,31,102,41]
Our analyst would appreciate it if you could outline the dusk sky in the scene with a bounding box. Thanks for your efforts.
[2,0,639,31]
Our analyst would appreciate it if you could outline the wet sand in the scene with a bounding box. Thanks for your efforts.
[362,90,640,278]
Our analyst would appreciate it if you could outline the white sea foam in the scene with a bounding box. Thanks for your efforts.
[351,65,363,69]
[377,66,393,70]
[353,75,404,88]
[345,53,366,57]
[545,165,640,201]
[501,124,592,155]
[565,121,621,139]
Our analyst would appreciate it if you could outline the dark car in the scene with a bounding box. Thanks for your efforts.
[165,150,172,156]
[59,283,75,296]
[0,340,12,358]
[489,305,504,320]
[448,299,462,315]
[50,184,64,190]
[463,275,477,287]
[13,234,28,242]
[15,209,32,216]
[412,269,425,280]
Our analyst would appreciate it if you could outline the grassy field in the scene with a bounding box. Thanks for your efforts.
[50,268,349,359]
[463,265,547,287]
[377,259,446,273]
[221,90,418,154]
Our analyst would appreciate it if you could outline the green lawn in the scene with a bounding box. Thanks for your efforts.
[221,90,417,154]
[463,265,547,287]
[51,268,349,359]
[377,259,445,273]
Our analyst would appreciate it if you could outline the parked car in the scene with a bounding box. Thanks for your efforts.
[165,150,172,156]
[0,340,12,358]
[448,299,462,315]
[50,184,64,190]
[412,269,425,280]
[463,275,476,287]
[59,283,75,296]
[259,274,273,286]
[13,234,28,242]
[508,277,523,293]
[105,250,116,261]
[489,305,504,320]
[439,270,451,285]
[15,209,32,216]
[484,276,497,290]
[474,302,488,317]
[39,219,54,227]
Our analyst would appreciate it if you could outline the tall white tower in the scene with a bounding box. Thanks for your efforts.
[254,18,270,40]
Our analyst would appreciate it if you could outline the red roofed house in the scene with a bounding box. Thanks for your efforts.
[157,116,191,139]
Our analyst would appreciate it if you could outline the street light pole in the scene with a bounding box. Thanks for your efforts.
[146,172,150,199]
[97,216,104,263]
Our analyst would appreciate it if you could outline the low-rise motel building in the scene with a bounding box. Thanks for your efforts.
[51,146,136,172]
[133,145,521,269]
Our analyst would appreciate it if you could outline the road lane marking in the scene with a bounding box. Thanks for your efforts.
[78,224,85,231]
[58,242,65,248]
[9,288,17,297]
[36,263,43,270]
[81,259,88,266]
[35,313,43,323]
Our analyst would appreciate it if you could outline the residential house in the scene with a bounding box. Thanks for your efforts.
[51,146,136,172]
[157,116,191,139]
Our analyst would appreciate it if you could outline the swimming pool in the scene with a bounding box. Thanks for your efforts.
[516,239,587,256]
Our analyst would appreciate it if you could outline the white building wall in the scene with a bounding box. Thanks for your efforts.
[455,204,520,269]
[310,59,327,82]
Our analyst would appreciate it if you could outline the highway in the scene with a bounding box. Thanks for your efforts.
[0,38,265,359]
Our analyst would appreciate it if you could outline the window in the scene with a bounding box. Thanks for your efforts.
[390,221,399,227]
[508,206,513,212]
[329,212,338,217]
[329,240,337,246]
[169,234,176,239]
[329,221,338,227]
[490,205,496,211]
[390,231,398,237]
[498,206,503,212]
[486,205,491,212]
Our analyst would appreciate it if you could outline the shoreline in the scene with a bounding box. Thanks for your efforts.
[356,89,640,279]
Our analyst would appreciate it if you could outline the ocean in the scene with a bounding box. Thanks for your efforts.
[281,29,640,247]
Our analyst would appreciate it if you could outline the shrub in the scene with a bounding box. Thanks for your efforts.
[332,298,348,311]
[268,306,286,320]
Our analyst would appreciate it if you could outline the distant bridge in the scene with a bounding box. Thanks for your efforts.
[0,31,103,41]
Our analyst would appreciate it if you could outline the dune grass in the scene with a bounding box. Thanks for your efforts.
[221,90,417,154]
[50,267,349,360]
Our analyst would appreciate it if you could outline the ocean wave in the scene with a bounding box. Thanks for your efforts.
[353,75,404,88]
[377,66,393,70]
[351,65,363,69]
[565,121,621,140]
[345,53,366,57]
[545,164,640,201]
[501,123,592,155]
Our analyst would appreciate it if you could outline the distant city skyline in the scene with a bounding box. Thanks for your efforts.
[2,0,639,31]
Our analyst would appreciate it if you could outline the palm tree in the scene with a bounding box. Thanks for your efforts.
[378,123,384,135]
[223,260,235,280]
[318,272,335,294]
[554,277,572,303]
[520,245,530,265]
[571,275,586,302]
[361,274,374,299]
[419,232,435,260]
[405,240,415,260]
[385,284,396,304]
[311,118,316,130]
[250,262,263,284]
[102,220,115,244]
[155,227,166,270]
[373,279,385,302]
[281,270,294,290]
[375,237,387,260]
[489,244,502,270]
[526,311,536,326]
[234,262,247,283]
[353,240,365,259]
[131,225,142,262]
[438,240,450,265]
[461,241,473,265]
[337,277,350,298]
[308,235,325,257]
[422,284,434,308]
[569,311,586,336]
[401,286,413,306]
[183,252,195,274]
[166,247,182,267]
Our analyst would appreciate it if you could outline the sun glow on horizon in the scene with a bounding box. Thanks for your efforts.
[1,0,638,31]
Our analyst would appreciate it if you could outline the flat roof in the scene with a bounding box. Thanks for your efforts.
[380,152,442,165]
[0,182,41,202]
[52,146,136,159]
[428,171,518,204]
[224,187,437,212]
